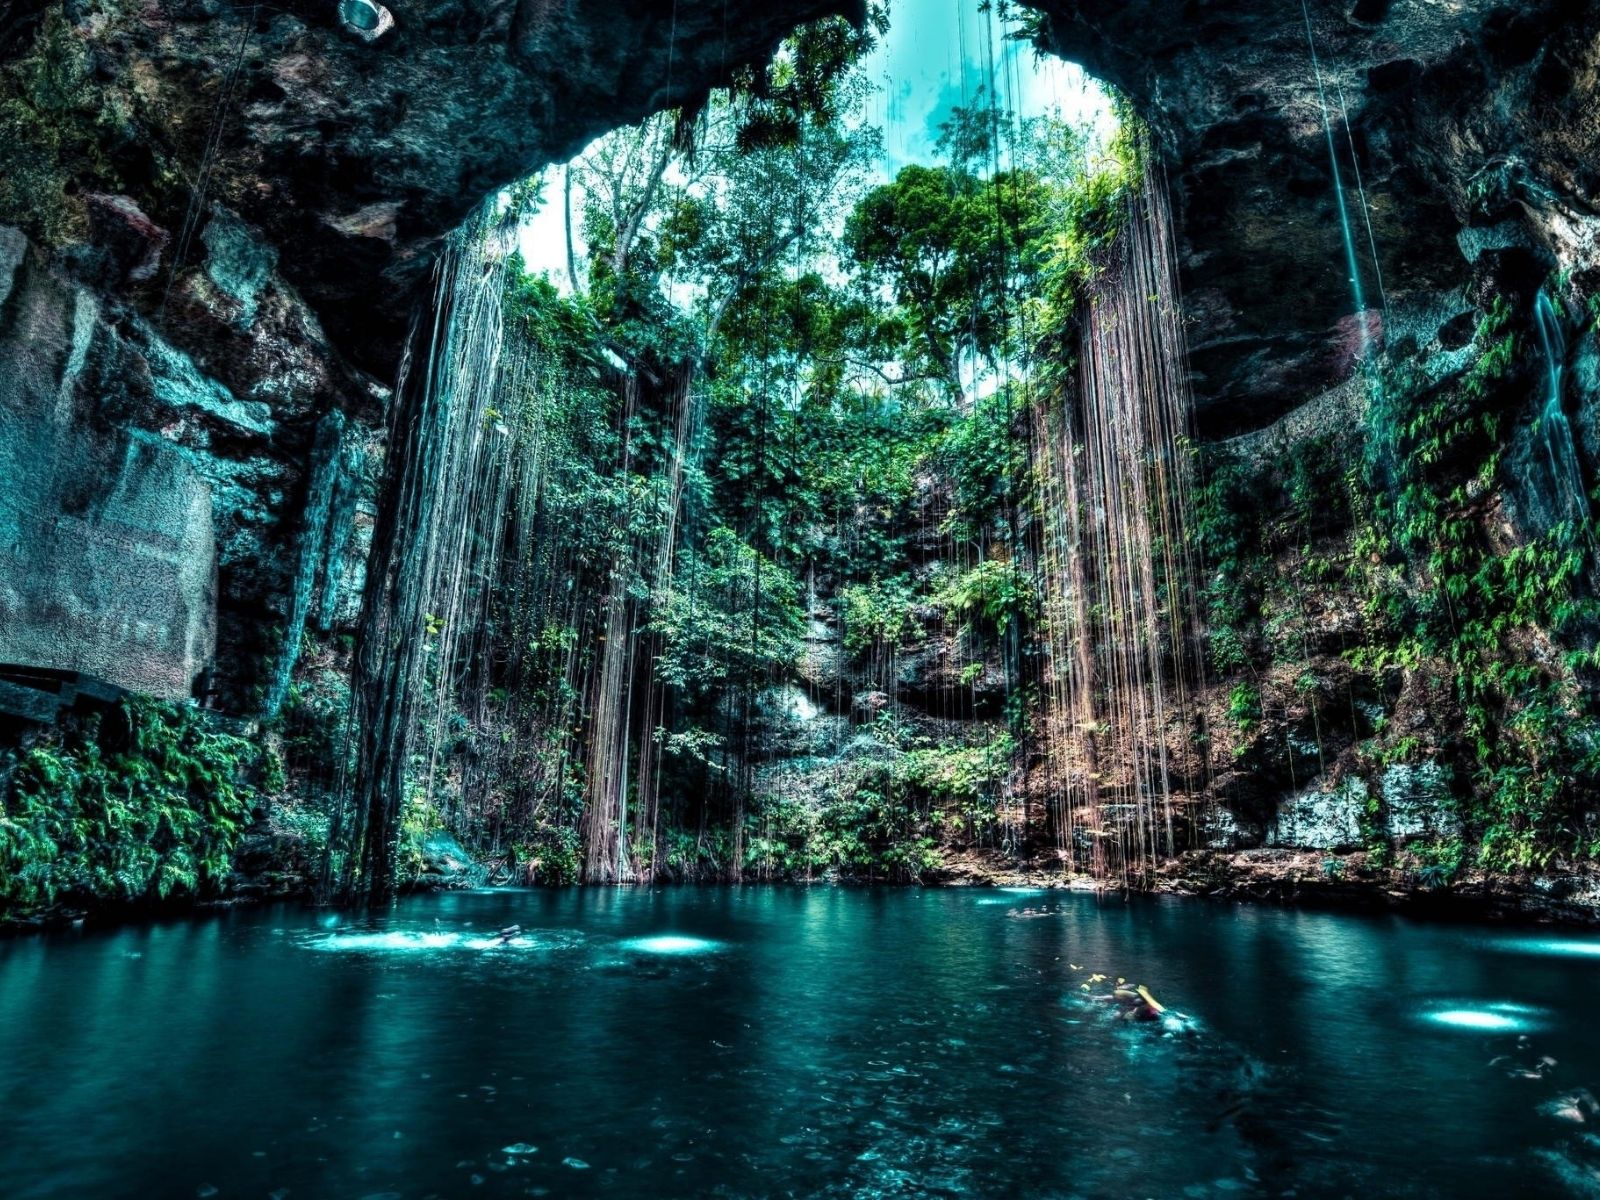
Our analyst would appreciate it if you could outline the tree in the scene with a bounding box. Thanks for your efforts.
[844,162,1046,400]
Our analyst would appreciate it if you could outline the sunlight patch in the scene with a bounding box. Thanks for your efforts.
[1493,938,1600,959]
[621,935,720,955]
[1419,1001,1546,1033]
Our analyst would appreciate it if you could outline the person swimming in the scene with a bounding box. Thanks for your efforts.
[1110,983,1167,1021]
[1069,965,1173,1023]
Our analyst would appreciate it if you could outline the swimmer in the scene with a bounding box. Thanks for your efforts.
[1110,983,1167,1021]
[1067,964,1178,1024]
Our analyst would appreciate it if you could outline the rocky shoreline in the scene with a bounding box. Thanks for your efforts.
[934,847,1600,927]
[12,833,1600,938]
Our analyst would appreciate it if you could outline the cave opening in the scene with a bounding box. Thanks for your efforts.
[319,0,1217,897]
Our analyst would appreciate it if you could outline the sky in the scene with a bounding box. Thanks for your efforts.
[515,0,1113,288]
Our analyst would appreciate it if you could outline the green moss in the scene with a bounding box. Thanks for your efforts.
[0,10,134,244]
[1349,296,1600,870]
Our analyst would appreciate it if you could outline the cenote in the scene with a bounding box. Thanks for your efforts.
[6,889,1600,1198]
[5,0,1600,1195]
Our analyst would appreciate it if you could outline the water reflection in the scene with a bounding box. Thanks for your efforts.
[1494,937,1600,959]
[0,890,1597,1198]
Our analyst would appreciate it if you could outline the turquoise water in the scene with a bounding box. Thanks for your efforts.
[2,888,1599,1197]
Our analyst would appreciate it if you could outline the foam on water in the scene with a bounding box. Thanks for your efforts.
[306,931,466,953]
[304,929,583,954]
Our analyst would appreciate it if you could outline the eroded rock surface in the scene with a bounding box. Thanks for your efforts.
[1031,0,1600,431]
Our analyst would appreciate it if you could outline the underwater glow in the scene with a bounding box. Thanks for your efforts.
[622,935,720,955]
[1420,1001,1546,1033]
[1430,1010,1518,1031]
[978,887,1050,906]
[306,931,465,953]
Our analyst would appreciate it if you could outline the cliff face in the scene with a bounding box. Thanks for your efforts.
[1034,0,1600,434]
[1,0,862,371]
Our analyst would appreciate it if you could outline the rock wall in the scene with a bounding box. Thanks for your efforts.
[1033,0,1600,433]
[0,215,378,712]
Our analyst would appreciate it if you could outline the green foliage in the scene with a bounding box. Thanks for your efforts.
[1349,295,1600,870]
[1,700,258,918]
[1227,682,1262,740]
[652,528,806,696]
[933,558,1037,635]
[724,8,887,149]
[744,728,1014,881]
[395,786,445,885]
[899,731,1017,826]
[1035,113,1141,300]
[841,577,917,656]
[846,161,1047,391]
[1411,837,1466,887]
[516,825,582,886]
[938,389,1023,538]
[663,828,733,878]
[1193,450,1266,674]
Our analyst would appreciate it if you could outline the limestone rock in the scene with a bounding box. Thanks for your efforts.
[415,830,488,890]
[1380,761,1461,842]
[1267,777,1366,851]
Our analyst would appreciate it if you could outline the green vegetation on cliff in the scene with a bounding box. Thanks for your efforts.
[0,699,258,920]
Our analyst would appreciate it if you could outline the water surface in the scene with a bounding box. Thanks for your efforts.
[3,888,1599,1198]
